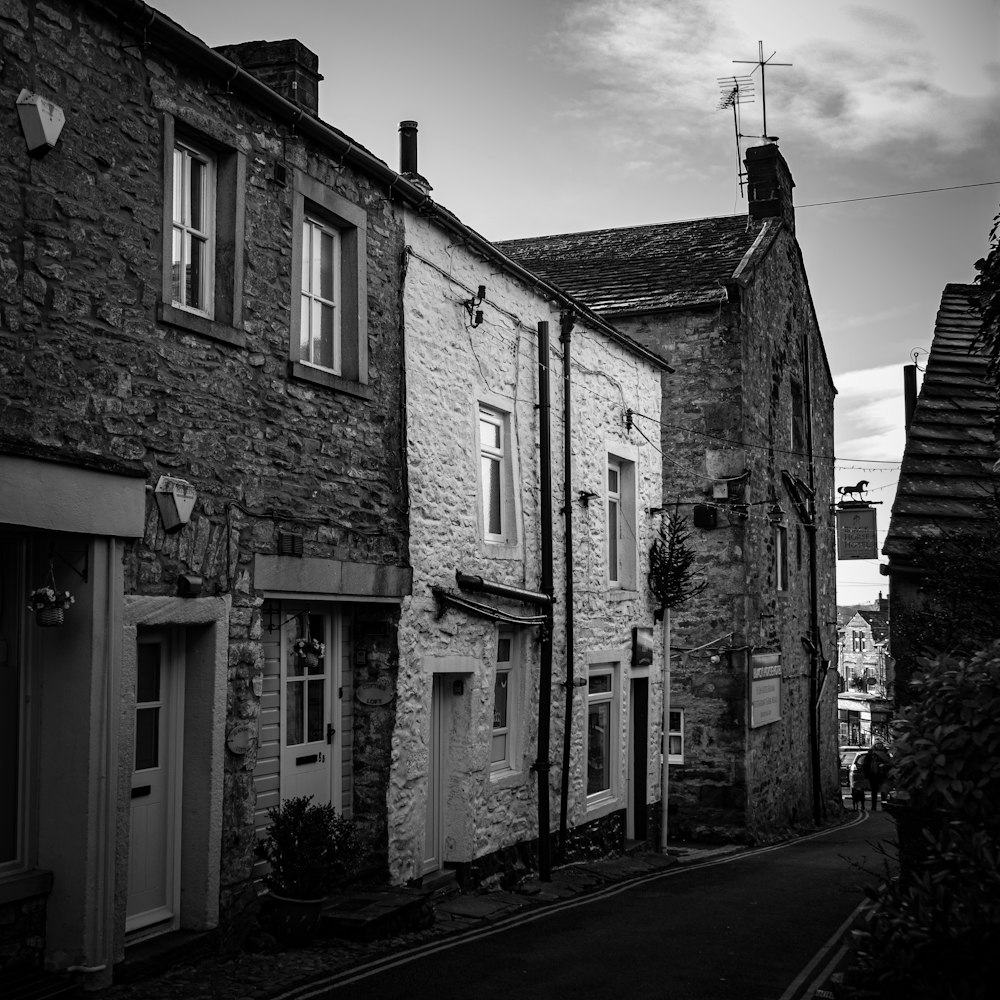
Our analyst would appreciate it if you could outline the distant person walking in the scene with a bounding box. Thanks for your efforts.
[861,741,891,810]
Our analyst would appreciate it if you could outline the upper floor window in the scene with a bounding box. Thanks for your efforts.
[852,630,865,652]
[289,172,369,397]
[476,403,520,551]
[159,115,246,347]
[774,523,788,592]
[790,379,806,455]
[171,141,215,317]
[607,449,638,590]
[300,216,342,374]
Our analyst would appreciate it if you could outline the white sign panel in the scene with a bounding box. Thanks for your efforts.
[750,653,782,728]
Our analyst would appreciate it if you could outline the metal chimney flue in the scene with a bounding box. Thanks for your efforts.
[399,120,418,176]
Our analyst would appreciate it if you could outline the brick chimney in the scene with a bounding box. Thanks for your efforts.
[744,142,795,234]
[215,40,323,117]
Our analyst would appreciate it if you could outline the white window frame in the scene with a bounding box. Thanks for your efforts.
[300,215,343,375]
[490,629,519,776]
[171,140,216,319]
[774,523,789,592]
[586,662,619,810]
[289,170,369,396]
[475,398,521,552]
[606,445,638,591]
[667,708,684,764]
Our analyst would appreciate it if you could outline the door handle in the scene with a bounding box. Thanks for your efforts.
[326,723,336,744]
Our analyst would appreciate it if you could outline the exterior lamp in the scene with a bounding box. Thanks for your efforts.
[154,475,197,532]
[16,89,65,158]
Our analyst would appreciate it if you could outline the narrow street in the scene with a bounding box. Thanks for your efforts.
[282,811,894,1000]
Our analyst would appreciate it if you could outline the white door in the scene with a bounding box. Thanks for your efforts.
[127,632,183,933]
[423,676,444,874]
[280,609,340,805]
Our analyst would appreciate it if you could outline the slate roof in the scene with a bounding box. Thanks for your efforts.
[496,215,768,315]
[883,283,999,565]
[854,609,889,644]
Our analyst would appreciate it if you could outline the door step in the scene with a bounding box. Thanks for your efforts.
[114,929,215,985]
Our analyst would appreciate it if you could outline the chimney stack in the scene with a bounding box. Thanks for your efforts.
[398,120,432,194]
[215,40,323,117]
[744,142,795,234]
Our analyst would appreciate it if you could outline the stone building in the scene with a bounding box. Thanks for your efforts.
[883,282,1000,695]
[393,179,667,886]
[499,143,841,842]
[0,0,423,983]
[839,600,890,695]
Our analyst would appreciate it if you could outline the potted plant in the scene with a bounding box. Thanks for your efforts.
[292,636,325,669]
[257,796,363,940]
[28,585,74,627]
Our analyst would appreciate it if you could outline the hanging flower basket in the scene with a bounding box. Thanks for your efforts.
[292,636,325,669]
[28,585,75,627]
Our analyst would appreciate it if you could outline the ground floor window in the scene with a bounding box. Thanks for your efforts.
[587,664,618,805]
[667,708,684,764]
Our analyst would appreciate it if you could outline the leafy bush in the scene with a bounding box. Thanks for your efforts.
[256,796,363,899]
[840,642,1000,998]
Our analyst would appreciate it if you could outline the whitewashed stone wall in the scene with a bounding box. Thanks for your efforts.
[391,211,663,883]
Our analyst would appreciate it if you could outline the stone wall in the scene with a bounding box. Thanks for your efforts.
[615,221,840,842]
[393,212,662,883]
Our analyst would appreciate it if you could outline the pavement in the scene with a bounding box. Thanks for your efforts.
[99,820,869,999]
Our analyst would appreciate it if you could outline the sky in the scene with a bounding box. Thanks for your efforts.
[153,0,999,605]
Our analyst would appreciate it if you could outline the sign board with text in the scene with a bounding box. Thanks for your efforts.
[836,506,878,560]
[750,653,782,728]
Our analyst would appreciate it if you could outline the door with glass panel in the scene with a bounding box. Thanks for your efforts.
[127,632,183,933]
[280,608,340,805]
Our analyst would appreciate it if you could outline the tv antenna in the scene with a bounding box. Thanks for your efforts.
[717,74,755,195]
[732,41,791,140]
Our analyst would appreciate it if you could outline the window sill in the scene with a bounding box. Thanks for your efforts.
[481,540,522,560]
[158,302,246,349]
[607,587,639,602]
[0,868,53,905]
[489,768,525,791]
[289,361,373,400]
[585,795,619,821]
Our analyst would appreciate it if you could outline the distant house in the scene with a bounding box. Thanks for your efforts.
[839,597,891,696]
[499,143,840,842]
[883,283,1000,696]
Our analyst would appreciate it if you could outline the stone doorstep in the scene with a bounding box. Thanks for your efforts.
[433,891,527,920]
[114,929,216,985]
[319,889,432,943]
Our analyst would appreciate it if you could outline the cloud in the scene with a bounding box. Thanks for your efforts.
[835,364,908,462]
[550,0,999,170]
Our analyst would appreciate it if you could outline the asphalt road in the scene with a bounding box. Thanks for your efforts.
[294,809,895,1000]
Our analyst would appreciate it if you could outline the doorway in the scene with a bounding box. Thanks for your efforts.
[627,676,649,842]
[423,675,445,874]
[279,608,342,806]
[127,631,184,934]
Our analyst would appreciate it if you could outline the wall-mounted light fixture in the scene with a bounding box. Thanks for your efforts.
[154,475,197,532]
[16,89,65,158]
[464,284,486,327]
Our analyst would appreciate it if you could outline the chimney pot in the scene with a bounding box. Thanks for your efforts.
[399,120,419,175]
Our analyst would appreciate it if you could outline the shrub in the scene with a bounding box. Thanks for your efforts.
[840,642,1000,998]
[256,796,364,899]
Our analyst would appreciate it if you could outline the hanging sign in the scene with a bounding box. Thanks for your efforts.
[750,653,782,728]
[836,506,878,560]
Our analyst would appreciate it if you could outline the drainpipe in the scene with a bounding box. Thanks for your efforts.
[557,310,575,860]
[536,321,555,881]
